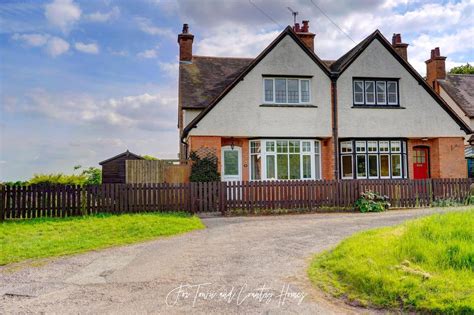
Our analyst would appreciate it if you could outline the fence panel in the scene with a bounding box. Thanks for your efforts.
[1,178,473,220]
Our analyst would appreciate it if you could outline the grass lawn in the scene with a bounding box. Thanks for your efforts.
[0,212,204,266]
[308,209,474,313]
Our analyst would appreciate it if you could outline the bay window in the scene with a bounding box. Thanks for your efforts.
[340,139,408,179]
[249,139,321,180]
[263,77,311,104]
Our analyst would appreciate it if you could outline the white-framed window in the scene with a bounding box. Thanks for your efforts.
[391,154,402,178]
[340,141,353,153]
[250,141,261,180]
[353,80,364,104]
[264,79,274,103]
[356,154,367,178]
[340,139,408,179]
[353,79,399,106]
[368,141,378,153]
[356,141,366,153]
[387,81,398,105]
[380,154,390,178]
[376,81,387,105]
[365,81,376,105]
[249,139,321,180]
[391,141,401,153]
[262,78,311,104]
[368,154,379,179]
[341,155,353,179]
[379,141,389,153]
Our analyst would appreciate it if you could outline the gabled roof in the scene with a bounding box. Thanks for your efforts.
[180,56,253,109]
[330,33,374,73]
[99,150,144,165]
[329,29,471,133]
[181,27,471,138]
[182,26,332,138]
[438,74,474,118]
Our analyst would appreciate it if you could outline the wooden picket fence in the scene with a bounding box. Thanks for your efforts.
[0,178,472,220]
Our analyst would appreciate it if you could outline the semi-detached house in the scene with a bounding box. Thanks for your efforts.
[177,22,470,182]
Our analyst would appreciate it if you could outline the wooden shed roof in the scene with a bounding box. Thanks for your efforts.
[99,150,144,165]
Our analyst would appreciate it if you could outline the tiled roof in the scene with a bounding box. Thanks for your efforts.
[179,56,335,109]
[438,74,474,118]
[179,56,252,109]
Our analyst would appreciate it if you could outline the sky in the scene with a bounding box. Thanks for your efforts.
[0,0,473,181]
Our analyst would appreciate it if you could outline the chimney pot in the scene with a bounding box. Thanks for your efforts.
[294,20,315,51]
[425,47,446,92]
[391,33,408,62]
[302,20,309,32]
[293,22,300,32]
[178,23,194,62]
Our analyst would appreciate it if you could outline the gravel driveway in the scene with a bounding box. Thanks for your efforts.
[0,208,465,314]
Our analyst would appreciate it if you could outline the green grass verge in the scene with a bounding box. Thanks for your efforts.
[0,212,205,265]
[308,209,474,313]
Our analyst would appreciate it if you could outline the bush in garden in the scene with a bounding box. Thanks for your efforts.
[189,151,220,182]
[354,190,390,213]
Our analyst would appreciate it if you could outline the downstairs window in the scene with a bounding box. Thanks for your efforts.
[250,139,321,180]
[340,139,408,179]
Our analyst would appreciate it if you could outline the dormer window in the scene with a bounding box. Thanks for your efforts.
[353,78,399,106]
[263,77,311,104]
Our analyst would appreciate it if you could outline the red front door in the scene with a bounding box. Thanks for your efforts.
[413,147,429,179]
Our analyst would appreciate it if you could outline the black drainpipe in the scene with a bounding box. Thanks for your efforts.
[331,74,339,180]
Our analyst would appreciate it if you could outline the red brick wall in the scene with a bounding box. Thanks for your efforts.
[189,136,222,172]
[408,137,466,179]
[321,138,335,180]
[437,137,466,178]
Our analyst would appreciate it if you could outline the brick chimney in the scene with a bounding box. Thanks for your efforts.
[293,20,315,51]
[391,33,409,62]
[425,47,446,92]
[178,23,194,62]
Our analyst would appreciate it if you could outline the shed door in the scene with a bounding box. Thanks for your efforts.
[413,147,429,179]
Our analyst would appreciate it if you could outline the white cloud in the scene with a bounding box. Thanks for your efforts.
[135,17,174,38]
[8,89,177,132]
[137,48,158,58]
[45,0,81,33]
[12,33,70,57]
[158,61,178,78]
[12,33,50,46]
[195,27,280,57]
[75,42,99,54]
[46,37,70,57]
[85,6,120,22]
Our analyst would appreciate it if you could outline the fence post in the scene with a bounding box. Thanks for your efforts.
[0,184,4,222]
[220,181,227,214]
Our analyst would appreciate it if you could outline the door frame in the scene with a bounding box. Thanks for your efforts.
[413,145,431,179]
[221,146,242,182]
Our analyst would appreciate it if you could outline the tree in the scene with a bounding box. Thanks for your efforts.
[189,151,220,182]
[81,167,102,185]
[142,155,159,160]
[449,63,474,74]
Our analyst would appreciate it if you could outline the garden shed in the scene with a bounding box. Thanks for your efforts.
[99,150,144,184]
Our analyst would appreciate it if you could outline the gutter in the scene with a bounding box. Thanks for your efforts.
[331,73,339,180]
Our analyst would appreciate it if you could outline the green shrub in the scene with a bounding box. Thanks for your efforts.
[28,173,88,185]
[26,166,102,186]
[354,190,390,212]
[189,151,220,182]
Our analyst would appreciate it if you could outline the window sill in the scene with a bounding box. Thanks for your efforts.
[260,104,318,108]
[352,105,405,109]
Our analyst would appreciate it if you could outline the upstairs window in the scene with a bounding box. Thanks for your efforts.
[353,79,399,106]
[263,78,311,104]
